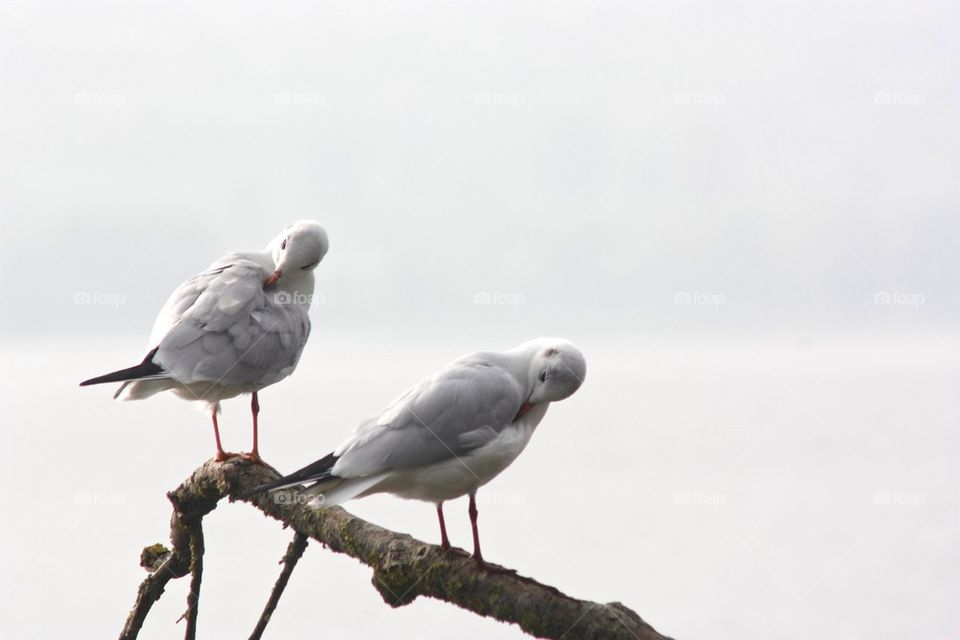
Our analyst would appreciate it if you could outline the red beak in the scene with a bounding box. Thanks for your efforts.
[514,401,535,422]
[264,270,282,287]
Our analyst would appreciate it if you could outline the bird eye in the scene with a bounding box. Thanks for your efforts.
[538,370,548,382]
[300,260,319,271]
[281,238,288,250]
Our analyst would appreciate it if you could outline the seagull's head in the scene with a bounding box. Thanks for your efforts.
[266,220,329,286]
[524,338,587,404]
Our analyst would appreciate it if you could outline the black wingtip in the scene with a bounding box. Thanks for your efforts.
[80,347,164,387]
[241,452,339,498]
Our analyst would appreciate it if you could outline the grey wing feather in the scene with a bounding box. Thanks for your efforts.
[149,254,310,388]
[457,425,500,450]
[333,360,525,478]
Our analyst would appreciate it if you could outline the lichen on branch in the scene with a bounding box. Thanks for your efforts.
[119,459,671,640]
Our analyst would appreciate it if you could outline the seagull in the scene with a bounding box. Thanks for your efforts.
[251,338,586,565]
[80,220,329,463]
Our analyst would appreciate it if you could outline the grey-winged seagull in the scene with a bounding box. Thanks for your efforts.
[80,220,329,463]
[251,338,586,564]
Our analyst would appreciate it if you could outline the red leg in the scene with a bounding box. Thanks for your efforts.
[242,392,264,464]
[437,503,451,550]
[469,492,484,565]
[212,410,238,461]
[466,493,517,575]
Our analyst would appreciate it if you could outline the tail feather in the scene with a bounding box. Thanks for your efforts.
[80,347,166,387]
[245,452,389,507]
[314,473,389,507]
[245,452,339,496]
[113,378,177,401]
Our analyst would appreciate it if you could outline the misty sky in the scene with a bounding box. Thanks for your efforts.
[1,3,958,640]
[1,1,957,344]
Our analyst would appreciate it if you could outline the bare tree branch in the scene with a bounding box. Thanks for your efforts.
[118,474,221,640]
[249,532,309,640]
[120,459,673,640]
[119,552,187,640]
[181,522,204,640]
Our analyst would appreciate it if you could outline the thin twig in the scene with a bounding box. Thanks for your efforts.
[249,532,309,640]
[119,472,223,640]
[183,522,204,640]
[120,459,672,640]
[119,553,190,640]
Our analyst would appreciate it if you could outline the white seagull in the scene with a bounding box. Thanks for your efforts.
[252,338,586,564]
[80,220,329,463]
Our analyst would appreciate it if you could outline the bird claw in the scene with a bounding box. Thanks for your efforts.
[240,451,266,465]
[439,547,513,575]
[475,558,517,575]
[214,450,241,462]
[441,546,472,559]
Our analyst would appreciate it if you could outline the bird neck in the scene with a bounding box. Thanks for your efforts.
[276,270,315,298]
[499,348,539,396]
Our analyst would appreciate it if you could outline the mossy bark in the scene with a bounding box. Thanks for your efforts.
[119,458,672,640]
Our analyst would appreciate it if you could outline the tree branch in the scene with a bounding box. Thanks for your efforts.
[249,532,309,640]
[121,459,672,640]
[180,522,204,640]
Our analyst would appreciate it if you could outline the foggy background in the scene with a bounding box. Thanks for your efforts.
[1,2,957,639]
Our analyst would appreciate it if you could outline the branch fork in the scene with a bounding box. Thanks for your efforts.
[119,459,671,640]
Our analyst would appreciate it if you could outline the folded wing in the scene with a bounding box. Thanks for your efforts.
[150,255,311,389]
[331,360,526,479]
